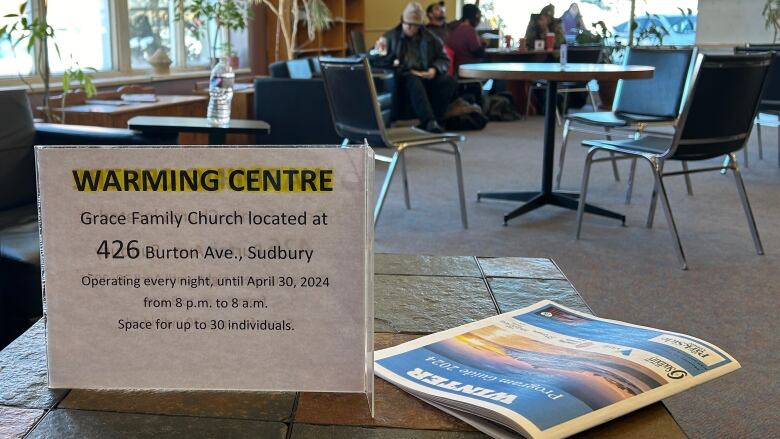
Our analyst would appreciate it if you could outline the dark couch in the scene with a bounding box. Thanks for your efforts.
[0,89,160,348]
[254,57,392,145]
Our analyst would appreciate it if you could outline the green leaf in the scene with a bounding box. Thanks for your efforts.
[19,1,26,14]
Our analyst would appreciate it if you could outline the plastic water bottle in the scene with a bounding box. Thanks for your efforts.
[207,58,235,125]
[560,44,568,67]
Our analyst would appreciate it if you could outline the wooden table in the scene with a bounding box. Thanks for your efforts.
[47,95,208,145]
[127,116,270,145]
[0,254,685,438]
[459,63,654,225]
[48,95,207,128]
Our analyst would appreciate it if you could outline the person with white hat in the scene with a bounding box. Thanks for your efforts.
[370,2,455,133]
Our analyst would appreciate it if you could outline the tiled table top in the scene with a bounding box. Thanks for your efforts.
[0,255,685,438]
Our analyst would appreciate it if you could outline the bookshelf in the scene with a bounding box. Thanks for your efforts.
[264,0,364,63]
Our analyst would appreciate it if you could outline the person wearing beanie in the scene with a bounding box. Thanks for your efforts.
[446,3,486,72]
[370,2,456,133]
[524,4,564,50]
[425,1,448,42]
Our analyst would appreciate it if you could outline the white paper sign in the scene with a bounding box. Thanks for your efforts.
[36,146,374,394]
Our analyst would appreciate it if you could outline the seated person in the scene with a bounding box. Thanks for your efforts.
[370,2,456,133]
[425,1,449,42]
[524,4,564,50]
[446,4,486,72]
[560,3,586,42]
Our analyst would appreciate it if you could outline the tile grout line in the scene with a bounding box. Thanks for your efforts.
[285,392,300,439]
[473,256,502,315]
[22,407,52,439]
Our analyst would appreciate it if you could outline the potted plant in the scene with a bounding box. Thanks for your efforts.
[0,1,95,122]
[177,0,249,67]
[576,20,624,109]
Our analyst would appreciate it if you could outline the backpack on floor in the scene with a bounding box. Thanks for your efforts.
[484,92,521,121]
[443,97,488,131]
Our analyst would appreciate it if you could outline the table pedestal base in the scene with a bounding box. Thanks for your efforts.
[477,191,626,226]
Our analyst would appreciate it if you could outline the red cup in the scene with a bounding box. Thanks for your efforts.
[545,32,555,50]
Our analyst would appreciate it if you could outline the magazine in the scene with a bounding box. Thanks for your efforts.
[374,300,739,439]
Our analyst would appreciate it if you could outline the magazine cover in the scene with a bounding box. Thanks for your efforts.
[374,300,739,439]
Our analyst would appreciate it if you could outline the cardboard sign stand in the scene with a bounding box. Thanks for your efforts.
[36,145,374,416]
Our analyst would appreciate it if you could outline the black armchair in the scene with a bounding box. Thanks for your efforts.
[0,89,157,348]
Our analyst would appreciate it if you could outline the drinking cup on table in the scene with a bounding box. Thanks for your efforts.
[545,32,555,50]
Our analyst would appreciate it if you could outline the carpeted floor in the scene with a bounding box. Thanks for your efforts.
[373,117,780,438]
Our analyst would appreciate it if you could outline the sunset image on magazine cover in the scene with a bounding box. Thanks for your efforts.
[426,324,669,410]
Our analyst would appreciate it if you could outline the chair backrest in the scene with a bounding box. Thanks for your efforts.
[117,84,155,95]
[319,57,387,146]
[350,30,367,55]
[614,46,695,118]
[669,53,771,160]
[268,59,313,79]
[567,45,602,63]
[268,60,289,78]
[736,45,780,110]
[0,90,36,210]
[308,57,322,76]
[286,59,313,79]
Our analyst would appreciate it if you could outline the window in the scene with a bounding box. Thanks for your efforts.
[476,0,698,50]
[0,1,34,76]
[47,0,113,72]
[0,0,248,81]
[128,0,175,69]
[633,1,698,46]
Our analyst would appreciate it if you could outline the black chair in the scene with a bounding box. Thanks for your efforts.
[319,57,468,228]
[735,44,780,167]
[525,45,603,122]
[350,30,367,55]
[0,89,158,348]
[557,47,695,204]
[575,53,770,270]
[255,57,393,144]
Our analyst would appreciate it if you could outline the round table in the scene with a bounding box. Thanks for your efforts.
[459,62,654,225]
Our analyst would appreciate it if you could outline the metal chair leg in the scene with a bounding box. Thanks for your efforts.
[575,147,598,239]
[588,87,599,112]
[524,83,532,119]
[556,119,571,190]
[729,153,764,255]
[720,156,730,175]
[743,134,749,168]
[777,124,780,167]
[604,127,620,182]
[756,122,764,160]
[449,141,469,229]
[399,151,411,210]
[650,161,688,270]
[681,161,693,196]
[646,159,665,228]
[374,151,399,226]
[558,92,569,126]
[625,158,637,205]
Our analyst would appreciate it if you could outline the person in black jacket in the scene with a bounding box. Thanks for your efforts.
[370,2,456,133]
